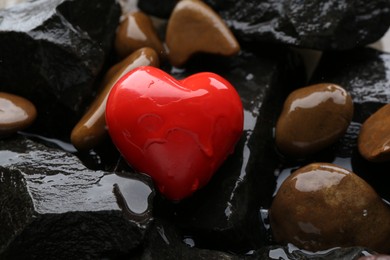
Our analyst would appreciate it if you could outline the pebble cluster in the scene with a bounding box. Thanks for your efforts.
[272,82,390,252]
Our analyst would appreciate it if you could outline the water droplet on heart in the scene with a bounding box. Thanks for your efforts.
[191,179,199,191]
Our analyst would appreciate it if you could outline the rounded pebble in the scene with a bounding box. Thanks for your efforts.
[115,11,165,59]
[358,103,390,162]
[71,47,159,151]
[165,0,240,67]
[275,83,353,157]
[0,92,37,136]
[270,162,390,253]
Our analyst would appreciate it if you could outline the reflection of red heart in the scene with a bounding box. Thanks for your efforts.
[106,66,243,200]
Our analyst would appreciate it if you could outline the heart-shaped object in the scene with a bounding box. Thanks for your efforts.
[105,66,243,200]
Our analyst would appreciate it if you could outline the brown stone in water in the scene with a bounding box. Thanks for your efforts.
[275,83,353,157]
[358,104,390,162]
[71,47,159,151]
[270,163,390,253]
[115,11,166,59]
[0,92,37,136]
[165,0,240,67]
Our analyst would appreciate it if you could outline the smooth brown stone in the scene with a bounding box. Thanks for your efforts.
[270,163,390,253]
[275,83,353,157]
[71,47,159,151]
[115,11,166,59]
[0,92,37,136]
[165,0,240,67]
[358,104,390,162]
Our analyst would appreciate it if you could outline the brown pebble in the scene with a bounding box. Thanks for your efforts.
[165,0,240,67]
[275,83,353,157]
[358,104,390,162]
[0,92,37,136]
[270,163,390,253]
[71,47,159,150]
[115,11,165,59]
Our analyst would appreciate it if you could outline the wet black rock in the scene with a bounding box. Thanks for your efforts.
[0,136,155,259]
[0,0,121,138]
[136,0,390,50]
[311,48,390,123]
[209,0,390,50]
[249,245,373,260]
[134,219,242,260]
[154,46,305,253]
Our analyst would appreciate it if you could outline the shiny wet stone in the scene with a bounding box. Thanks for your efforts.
[281,47,390,205]
[0,0,121,138]
[0,92,37,136]
[165,0,239,67]
[358,103,390,162]
[154,46,305,253]
[115,11,165,59]
[0,136,154,259]
[270,163,390,252]
[275,83,353,158]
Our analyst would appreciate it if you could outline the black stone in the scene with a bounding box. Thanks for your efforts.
[134,219,242,260]
[0,136,155,259]
[138,0,179,19]
[154,46,305,253]
[248,245,373,260]
[204,0,390,51]
[0,0,121,138]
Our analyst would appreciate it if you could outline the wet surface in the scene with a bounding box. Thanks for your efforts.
[0,136,154,259]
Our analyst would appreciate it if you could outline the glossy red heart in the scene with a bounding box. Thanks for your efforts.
[105,66,243,200]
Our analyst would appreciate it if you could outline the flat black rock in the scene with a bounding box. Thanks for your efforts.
[204,0,389,50]
[0,0,121,138]
[0,136,155,259]
[154,46,305,253]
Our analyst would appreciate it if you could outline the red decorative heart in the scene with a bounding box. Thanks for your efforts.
[105,66,243,200]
